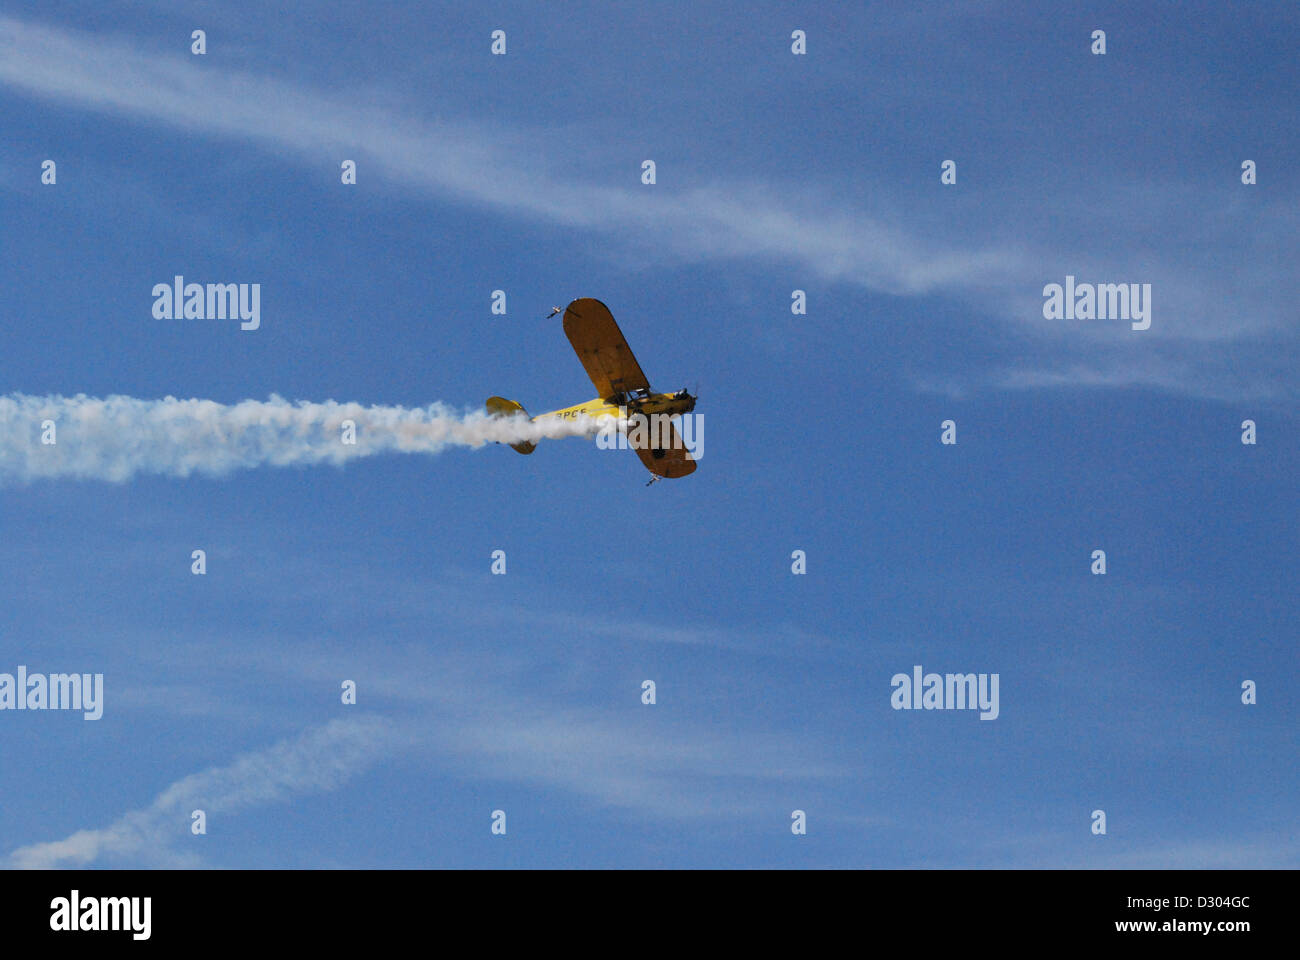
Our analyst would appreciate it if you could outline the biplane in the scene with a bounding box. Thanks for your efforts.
[487,298,697,482]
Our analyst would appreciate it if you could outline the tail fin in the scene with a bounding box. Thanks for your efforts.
[485,396,536,454]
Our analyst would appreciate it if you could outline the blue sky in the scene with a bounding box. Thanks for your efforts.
[0,1,1296,868]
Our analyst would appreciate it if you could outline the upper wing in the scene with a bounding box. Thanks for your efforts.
[633,418,697,479]
[562,298,649,399]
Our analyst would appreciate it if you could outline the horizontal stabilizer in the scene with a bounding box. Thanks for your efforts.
[486,396,536,454]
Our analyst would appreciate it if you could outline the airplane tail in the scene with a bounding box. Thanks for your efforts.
[485,396,536,454]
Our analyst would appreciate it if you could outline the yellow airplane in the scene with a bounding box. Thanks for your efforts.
[487,297,697,481]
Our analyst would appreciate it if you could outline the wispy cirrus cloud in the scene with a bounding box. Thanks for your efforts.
[6,715,393,868]
[1,15,1293,401]
[6,629,846,867]
[0,15,1022,299]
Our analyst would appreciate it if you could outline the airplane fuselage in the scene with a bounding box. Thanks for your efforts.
[536,391,695,423]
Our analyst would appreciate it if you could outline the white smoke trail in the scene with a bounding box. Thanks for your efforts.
[5,716,393,868]
[0,393,612,484]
